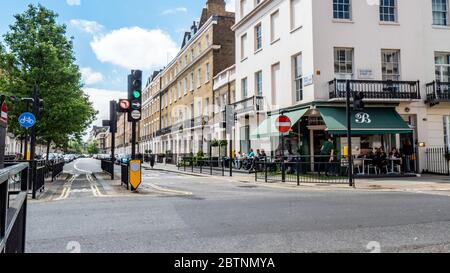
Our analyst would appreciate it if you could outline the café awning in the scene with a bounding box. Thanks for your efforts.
[250,108,309,139]
[318,107,412,135]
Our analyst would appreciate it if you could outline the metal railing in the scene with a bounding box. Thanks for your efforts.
[177,155,231,177]
[121,164,129,190]
[1,163,29,253]
[50,161,65,182]
[254,156,349,185]
[101,160,114,176]
[232,96,265,115]
[329,79,420,100]
[426,81,450,103]
[425,147,450,175]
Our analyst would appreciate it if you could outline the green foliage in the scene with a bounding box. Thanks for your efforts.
[0,4,97,149]
[87,140,99,155]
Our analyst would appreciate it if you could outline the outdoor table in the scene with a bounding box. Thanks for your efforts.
[388,158,402,174]
[361,158,373,175]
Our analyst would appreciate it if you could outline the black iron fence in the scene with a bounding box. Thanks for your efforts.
[177,155,231,176]
[1,163,29,253]
[121,163,129,190]
[255,156,349,185]
[425,147,450,175]
[329,79,420,100]
[50,161,65,182]
[101,160,114,176]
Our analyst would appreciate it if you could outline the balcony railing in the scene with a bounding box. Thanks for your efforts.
[156,127,172,137]
[232,96,265,115]
[329,79,421,100]
[426,81,450,104]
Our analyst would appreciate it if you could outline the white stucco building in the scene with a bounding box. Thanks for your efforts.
[232,0,450,173]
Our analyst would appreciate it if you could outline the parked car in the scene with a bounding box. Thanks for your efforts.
[121,154,131,165]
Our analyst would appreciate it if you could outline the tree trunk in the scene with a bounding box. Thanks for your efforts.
[46,139,51,161]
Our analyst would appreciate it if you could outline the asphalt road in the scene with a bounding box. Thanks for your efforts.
[25,158,450,253]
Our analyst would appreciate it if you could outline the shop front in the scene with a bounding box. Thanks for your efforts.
[251,104,417,177]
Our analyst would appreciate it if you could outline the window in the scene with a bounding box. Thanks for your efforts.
[178,82,182,98]
[197,68,202,88]
[435,52,450,82]
[197,43,202,55]
[205,63,210,82]
[270,10,280,42]
[240,0,247,18]
[205,98,210,115]
[190,73,195,91]
[432,0,449,25]
[380,0,397,22]
[255,71,263,96]
[334,48,354,79]
[381,50,401,81]
[191,49,195,62]
[254,23,262,51]
[205,35,210,48]
[241,34,248,60]
[290,0,301,30]
[271,63,280,105]
[293,54,303,102]
[333,0,351,20]
[184,78,188,95]
[445,116,450,151]
[242,78,248,98]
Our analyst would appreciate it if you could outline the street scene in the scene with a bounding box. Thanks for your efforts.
[1,0,450,260]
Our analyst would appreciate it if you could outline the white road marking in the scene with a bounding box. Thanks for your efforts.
[73,159,94,174]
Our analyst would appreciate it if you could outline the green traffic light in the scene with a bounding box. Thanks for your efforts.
[133,90,141,99]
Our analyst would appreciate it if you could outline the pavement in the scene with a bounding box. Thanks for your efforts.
[24,158,450,253]
[144,162,450,197]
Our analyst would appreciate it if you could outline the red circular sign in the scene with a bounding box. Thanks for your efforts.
[276,115,291,133]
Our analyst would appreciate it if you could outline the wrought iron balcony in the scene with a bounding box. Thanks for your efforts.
[156,127,172,137]
[232,96,265,115]
[329,79,421,100]
[426,81,450,105]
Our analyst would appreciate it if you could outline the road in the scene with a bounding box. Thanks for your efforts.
[25,158,450,253]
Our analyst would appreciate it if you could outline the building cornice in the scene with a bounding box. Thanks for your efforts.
[231,0,271,31]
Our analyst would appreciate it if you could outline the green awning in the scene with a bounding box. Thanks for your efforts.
[319,107,412,135]
[251,108,309,139]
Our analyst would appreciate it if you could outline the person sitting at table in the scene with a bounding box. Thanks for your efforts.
[374,147,388,173]
[389,147,403,172]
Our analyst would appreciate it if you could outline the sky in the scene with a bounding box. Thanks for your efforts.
[0,0,235,140]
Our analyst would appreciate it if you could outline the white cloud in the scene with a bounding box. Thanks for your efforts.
[83,88,125,136]
[70,19,104,35]
[81,67,104,85]
[226,0,236,12]
[67,0,81,6]
[90,27,179,70]
[161,7,188,15]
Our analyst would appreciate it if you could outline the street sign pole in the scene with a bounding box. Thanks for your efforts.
[346,81,354,188]
[110,100,117,180]
[30,85,38,162]
[0,96,7,169]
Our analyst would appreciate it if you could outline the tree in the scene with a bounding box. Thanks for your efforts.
[87,140,99,155]
[0,4,97,157]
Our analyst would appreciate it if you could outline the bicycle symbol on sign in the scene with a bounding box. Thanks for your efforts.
[18,112,36,129]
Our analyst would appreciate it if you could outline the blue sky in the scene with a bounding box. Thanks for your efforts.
[0,0,235,135]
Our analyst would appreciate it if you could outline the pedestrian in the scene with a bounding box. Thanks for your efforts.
[319,137,335,176]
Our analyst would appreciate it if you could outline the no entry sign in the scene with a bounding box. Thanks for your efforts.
[276,115,292,133]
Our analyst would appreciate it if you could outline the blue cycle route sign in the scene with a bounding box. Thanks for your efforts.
[19,112,36,129]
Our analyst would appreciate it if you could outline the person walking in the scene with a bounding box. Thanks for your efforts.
[319,137,335,176]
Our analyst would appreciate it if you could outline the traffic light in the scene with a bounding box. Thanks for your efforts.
[128,70,142,122]
[109,100,117,133]
[353,92,365,111]
[38,99,44,117]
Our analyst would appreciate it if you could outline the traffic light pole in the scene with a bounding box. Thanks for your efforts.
[131,121,137,160]
[346,81,354,188]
